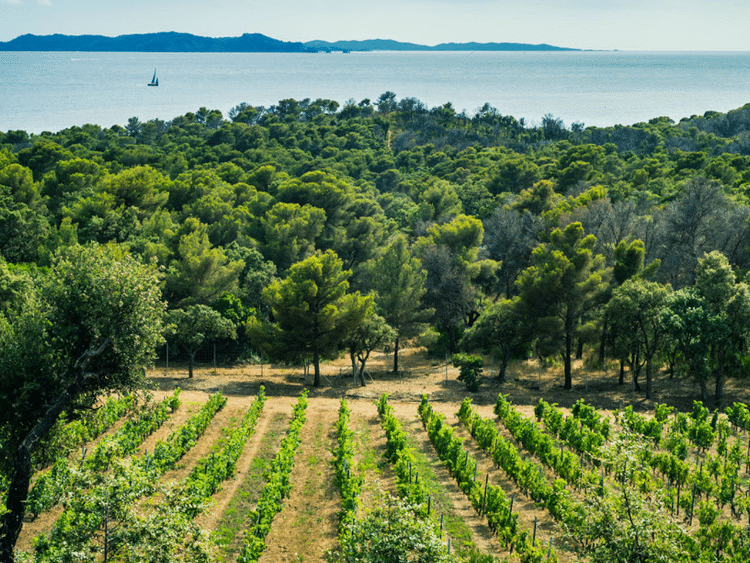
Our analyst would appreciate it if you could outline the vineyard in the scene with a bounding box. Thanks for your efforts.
[9,352,750,563]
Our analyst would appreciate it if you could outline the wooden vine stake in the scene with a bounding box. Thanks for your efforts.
[507,494,514,525]
[689,484,697,525]
[482,474,489,515]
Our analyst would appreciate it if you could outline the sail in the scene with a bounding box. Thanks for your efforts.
[148,69,158,86]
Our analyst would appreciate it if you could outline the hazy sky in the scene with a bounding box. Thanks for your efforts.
[1,0,749,51]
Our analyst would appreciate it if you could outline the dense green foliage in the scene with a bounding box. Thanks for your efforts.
[4,94,750,399]
[329,496,456,563]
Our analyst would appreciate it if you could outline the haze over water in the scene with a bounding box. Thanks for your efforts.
[2,50,750,134]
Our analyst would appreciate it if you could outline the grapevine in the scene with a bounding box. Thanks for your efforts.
[237,390,308,563]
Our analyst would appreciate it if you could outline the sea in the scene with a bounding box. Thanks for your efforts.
[2,50,750,134]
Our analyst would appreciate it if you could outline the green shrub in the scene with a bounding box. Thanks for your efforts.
[328,494,454,563]
[452,353,483,392]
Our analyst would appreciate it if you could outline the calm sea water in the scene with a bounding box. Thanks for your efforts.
[2,50,750,134]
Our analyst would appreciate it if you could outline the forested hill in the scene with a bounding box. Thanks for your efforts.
[0,32,311,52]
[0,33,577,52]
[3,94,750,402]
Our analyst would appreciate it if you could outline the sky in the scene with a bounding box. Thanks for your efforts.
[1,0,750,51]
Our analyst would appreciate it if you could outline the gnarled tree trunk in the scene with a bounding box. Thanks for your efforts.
[0,341,109,563]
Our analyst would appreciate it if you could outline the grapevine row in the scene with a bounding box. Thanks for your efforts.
[419,396,558,563]
[532,396,750,556]
[373,394,453,557]
[88,389,183,473]
[466,395,587,529]
[489,398,598,489]
[533,398,608,457]
[617,401,750,519]
[569,399,611,439]
[375,394,432,512]
[179,386,267,516]
[111,387,268,561]
[332,398,362,533]
[25,389,181,518]
[237,390,309,563]
[32,392,226,561]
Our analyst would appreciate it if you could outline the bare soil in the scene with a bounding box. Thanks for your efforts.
[17,347,750,561]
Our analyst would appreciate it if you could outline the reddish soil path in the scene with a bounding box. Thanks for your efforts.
[195,396,291,534]
[259,397,341,563]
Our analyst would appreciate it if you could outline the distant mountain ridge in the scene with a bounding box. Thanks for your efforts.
[0,33,579,52]
[305,39,580,52]
[0,32,310,53]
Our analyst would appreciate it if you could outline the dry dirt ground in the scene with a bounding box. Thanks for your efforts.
[17,348,750,562]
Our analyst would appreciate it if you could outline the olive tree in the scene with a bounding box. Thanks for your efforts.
[0,244,165,562]
[165,304,236,378]
[606,278,670,399]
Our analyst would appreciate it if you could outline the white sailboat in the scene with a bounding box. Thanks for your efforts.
[148,69,159,87]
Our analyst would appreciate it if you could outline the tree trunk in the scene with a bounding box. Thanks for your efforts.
[564,329,572,390]
[350,351,358,387]
[619,358,625,385]
[2,445,37,561]
[645,358,653,400]
[576,339,584,360]
[699,377,708,403]
[188,351,195,379]
[313,348,320,387]
[498,358,508,383]
[715,368,725,405]
[631,357,641,392]
[599,318,608,363]
[0,341,109,563]
[357,350,371,387]
[448,325,458,355]
[393,336,400,373]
